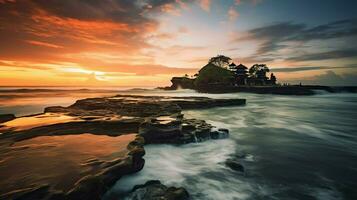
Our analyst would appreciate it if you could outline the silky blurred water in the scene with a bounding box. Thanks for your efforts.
[107,91,357,200]
[1,88,356,200]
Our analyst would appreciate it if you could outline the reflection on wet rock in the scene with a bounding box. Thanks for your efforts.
[0,134,145,200]
[0,94,245,199]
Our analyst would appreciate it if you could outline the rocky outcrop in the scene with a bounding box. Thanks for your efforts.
[171,77,195,90]
[0,135,145,200]
[39,95,244,144]
[225,159,245,173]
[64,135,146,200]
[44,95,245,117]
[139,116,229,144]
[164,79,357,95]
[127,180,189,200]
[0,94,246,200]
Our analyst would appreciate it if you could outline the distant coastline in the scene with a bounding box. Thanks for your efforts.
[160,82,357,95]
[159,55,357,95]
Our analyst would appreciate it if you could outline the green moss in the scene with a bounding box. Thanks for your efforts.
[194,63,234,87]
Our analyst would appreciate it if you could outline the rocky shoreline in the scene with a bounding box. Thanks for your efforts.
[0,95,246,200]
[160,76,357,95]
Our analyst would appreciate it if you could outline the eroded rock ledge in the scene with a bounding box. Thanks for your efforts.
[0,134,145,200]
[0,94,246,200]
[127,180,189,200]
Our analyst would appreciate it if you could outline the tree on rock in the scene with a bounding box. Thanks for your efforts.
[249,64,270,80]
[248,64,271,85]
[194,63,234,88]
[208,55,232,68]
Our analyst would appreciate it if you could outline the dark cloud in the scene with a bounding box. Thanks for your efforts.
[0,0,196,64]
[272,66,331,72]
[286,49,357,62]
[290,19,357,41]
[0,0,189,23]
[242,22,305,54]
[236,19,357,61]
[32,0,148,23]
[271,65,357,72]
[290,70,357,86]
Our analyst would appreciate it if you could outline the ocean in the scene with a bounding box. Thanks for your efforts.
[1,88,356,200]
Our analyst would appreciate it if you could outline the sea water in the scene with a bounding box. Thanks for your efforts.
[1,88,356,200]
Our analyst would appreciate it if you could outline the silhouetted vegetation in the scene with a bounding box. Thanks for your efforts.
[199,55,277,86]
[164,55,281,91]
[194,63,234,87]
[208,55,232,68]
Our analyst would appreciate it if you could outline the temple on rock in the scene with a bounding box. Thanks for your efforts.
[227,60,277,86]
[163,55,279,91]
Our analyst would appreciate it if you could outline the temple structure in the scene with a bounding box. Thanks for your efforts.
[228,62,277,86]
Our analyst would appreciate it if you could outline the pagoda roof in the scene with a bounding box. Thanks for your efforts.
[236,64,247,69]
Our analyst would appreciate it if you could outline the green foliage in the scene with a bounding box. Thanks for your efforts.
[208,55,232,68]
[194,63,234,87]
[249,64,270,79]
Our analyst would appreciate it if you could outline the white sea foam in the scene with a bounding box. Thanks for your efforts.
[104,138,266,200]
[109,139,235,192]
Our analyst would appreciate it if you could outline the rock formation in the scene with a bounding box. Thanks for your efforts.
[127,180,189,200]
[0,94,246,200]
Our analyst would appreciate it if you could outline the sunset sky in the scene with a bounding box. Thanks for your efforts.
[1,0,357,87]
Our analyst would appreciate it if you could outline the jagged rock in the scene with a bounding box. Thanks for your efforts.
[218,128,229,133]
[139,116,229,144]
[44,95,245,118]
[127,180,189,200]
[211,128,229,139]
[139,116,183,144]
[225,159,244,172]
[0,94,245,200]
[169,77,195,90]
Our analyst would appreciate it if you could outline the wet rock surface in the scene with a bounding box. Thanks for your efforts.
[44,95,246,117]
[0,134,145,200]
[0,94,245,200]
[225,159,245,173]
[127,180,189,200]
[139,116,230,144]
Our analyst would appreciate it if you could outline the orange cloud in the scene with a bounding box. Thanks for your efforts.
[2,0,318,87]
[26,9,151,46]
[26,40,64,49]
